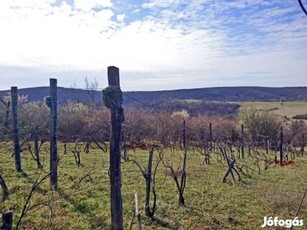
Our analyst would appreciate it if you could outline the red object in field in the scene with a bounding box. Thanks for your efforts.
[280,160,294,166]
[126,141,148,151]
[265,159,294,167]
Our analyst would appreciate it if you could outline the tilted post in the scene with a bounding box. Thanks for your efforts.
[50,79,58,190]
[103,66,123,229]
[11,87,21,172]
[241,124,244,158]
[209,122,212,152]
[0,174,9,200]
[34,125,41,168]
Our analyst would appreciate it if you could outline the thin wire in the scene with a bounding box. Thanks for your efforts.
[122,92,150,108]
[298,0,307,16]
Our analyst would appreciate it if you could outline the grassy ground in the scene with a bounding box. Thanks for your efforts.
[240,101,307,120]
[1,143,307,229]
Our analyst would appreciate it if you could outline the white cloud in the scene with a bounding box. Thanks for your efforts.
[142,0,186,9]
[73,0,112,12]
[0,1,223,72]
[116,14,125,22]
[0,0,306,90]
[0,1,115,69]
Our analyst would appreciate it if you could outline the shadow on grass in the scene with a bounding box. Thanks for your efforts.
[21,171,49,194]
[57,188,107,229]
[185,205,242,229]
[20,172,107,229]
[146,216,180,230]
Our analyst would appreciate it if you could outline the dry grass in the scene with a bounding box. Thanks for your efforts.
[240,101,307,120]
[1,143,307,229]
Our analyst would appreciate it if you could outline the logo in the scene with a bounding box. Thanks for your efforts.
[261,216,303,228]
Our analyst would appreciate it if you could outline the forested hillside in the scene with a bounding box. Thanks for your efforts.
[1,86,307,106]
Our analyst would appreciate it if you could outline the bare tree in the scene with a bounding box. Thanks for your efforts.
[160,120,188,206]
[84,77,99,108]
[25,130,44,168]
[129,146,162,218]
[15,164,58,230]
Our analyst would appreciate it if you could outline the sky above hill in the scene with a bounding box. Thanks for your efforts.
[0,0,306,91]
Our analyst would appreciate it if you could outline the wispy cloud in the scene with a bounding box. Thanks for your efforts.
[0,0,306,90]
[73,0,112,12]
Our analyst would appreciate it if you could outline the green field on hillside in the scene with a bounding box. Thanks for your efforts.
[1,143,307,229]
[240,101,307,119]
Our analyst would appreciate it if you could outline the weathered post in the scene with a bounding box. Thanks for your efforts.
[34,126,42,168]
[50,79,58,190]
[122,124,128,162]
[11,87,21,172]
[209,122,212,152]
[241,124,244,158]
[266,140,269,154]
[0,174,9,200]
[135,192,142,230]
[102,66,123,229]
[4,101,10,129]
[145,147,154,217]
[1,210,13,230]
[179,120,187,206]
[300,134,305,156]
[280,130,283,166]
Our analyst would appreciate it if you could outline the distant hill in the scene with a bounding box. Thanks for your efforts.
[0,87,88,104]
[1,86,307,105]
[1,86,306,118]
[123,87,307,104]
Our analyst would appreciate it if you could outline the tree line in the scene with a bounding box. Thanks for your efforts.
[0,96,305,151]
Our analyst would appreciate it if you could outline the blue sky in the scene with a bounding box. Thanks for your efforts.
[0,0,306,91]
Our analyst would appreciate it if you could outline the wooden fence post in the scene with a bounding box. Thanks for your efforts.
[50,79,58,190]
[103,66,123,229]
[241,124,244,158]
[280,130,283,165]
[11,86,21,172]
[179,120,187,206]
[145,147,154,217]
[1,210,13,230]
[300,134,305,156]
[0,174,9,202]
[122,124,128,162]
[34,125,41,168]
[135,193,142,230]
[209,122,212,152]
